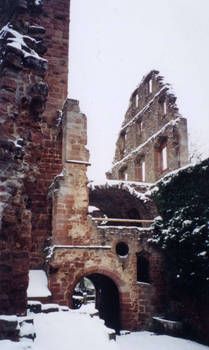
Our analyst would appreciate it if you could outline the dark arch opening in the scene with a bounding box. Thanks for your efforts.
[89,185,157,228]
[73,273,121,334]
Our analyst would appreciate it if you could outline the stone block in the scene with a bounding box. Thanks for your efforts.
[0,318,19,341]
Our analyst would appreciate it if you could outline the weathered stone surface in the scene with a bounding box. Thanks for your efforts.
[0,0,206,345]
[107,70,189,182]
[0,0,70,322]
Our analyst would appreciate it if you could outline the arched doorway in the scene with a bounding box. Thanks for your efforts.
[72,273,121,334]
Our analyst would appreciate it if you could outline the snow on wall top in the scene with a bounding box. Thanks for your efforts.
[90,179,153,203]
[121,86,169,132]
[0,23,47,68]
[27,270,51,297]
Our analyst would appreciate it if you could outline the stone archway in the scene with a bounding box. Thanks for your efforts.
[89,183,157,226]
[71,271,121,333]
[87,273,120,333]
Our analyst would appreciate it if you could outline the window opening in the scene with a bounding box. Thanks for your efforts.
[141,161,145,181]
[163,101,167,115]
[135,94,139,108]
[116,242,129,257]
[137,255,150,283]
[119,167,128,180]
[161,144,168,170]
[135,158,145,182]
[119,132,126,158]
[137,120,143,135]
[148,79,152,94]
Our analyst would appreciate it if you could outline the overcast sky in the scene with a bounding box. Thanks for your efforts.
[68,0,209,183]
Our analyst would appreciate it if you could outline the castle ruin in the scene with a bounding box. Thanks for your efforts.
[0,0,192,339]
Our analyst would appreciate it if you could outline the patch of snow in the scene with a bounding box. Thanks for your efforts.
[7,138,23,149]
[137,281,151,286]
[152,316,181,325]
[51,244,111,249]
[183,220,192,226]
[88,205,100,213]
[90,179,153,188]
[28,25,45,31]
[47,244,111,259]
[77,302,98,315]
[154,216,163,221]
[118,254,128,259]
[0,24,47,63]
[41,304,59,310]
[0,340,29,350]
[27,301,42,306]
[66,159,91,165]
[35,0,42,5]
[117,331,209,350]
[27,270,51,298]
[1,310,209,350]
[0,315,17,321]
[90,179,152,203]
[192,225,206,235]
[198,251,207,257]
[19,323,35,337]
[98,225,152,231]
[33,310,119,350]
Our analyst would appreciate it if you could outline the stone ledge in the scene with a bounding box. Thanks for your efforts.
[152,316,183,337]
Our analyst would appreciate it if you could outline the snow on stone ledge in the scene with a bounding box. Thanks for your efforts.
[27,270,51,298]
[88,205,101,213]
[89,179,152,203]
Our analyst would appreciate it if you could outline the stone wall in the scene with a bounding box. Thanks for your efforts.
[47,98,166,332]
[0,0,70,315]
[107,70,189,183]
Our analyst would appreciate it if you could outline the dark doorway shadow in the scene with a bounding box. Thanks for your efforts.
[86,273,121,334]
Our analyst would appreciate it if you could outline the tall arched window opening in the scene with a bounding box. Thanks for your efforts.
[137,254,150,283]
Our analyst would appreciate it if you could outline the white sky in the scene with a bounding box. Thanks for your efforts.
[68,0,209,183]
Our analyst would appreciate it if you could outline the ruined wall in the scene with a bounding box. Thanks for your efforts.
[48,228,165,331]
[47,99,166,332]
[107,70,189,183]
[0,0,70,315]
[49,99,91,247]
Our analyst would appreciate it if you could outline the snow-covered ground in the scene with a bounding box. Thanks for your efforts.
[117,331,209,350]
[0,303,209,350]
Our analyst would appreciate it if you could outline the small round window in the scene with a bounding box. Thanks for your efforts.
[116,242,129,257]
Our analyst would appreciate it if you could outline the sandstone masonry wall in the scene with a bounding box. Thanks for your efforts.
[0,0,70,315]
[47,98,166,331]
[107,70,189,183]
